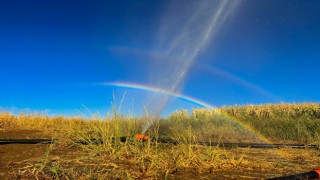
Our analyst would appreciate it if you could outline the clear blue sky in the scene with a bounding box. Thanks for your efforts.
[1,0,319,117]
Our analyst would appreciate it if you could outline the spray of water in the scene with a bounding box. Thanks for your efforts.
[142,0,241,134]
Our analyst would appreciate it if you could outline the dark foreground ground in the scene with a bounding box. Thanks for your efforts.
[0,129,51,179]
[1,129,319,179]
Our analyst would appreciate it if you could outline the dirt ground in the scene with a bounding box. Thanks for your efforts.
[0,129,55,179]
[1,129,320,179]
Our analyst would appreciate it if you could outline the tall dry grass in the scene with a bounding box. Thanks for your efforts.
[221,103,320,143]
[1,103,320,143]
[1,103,320,179]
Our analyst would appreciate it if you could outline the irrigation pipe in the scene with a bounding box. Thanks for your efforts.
[0,138,319,149]
[268,168,320,180]
[0,139,55,144]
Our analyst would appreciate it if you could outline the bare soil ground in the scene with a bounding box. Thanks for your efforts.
[1,129,319,179]
[0,129,51,179]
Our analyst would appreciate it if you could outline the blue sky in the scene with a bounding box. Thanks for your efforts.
[1,0,320,117]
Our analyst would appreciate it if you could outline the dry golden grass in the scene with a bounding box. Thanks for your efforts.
[221,103,320,144]
[1,103,320,179]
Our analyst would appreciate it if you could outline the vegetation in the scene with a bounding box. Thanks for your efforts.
[221,103,320,143]
[1,103,320,179]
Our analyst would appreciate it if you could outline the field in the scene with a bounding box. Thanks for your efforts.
[1,103,320,179]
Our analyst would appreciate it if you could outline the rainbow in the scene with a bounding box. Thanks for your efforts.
[101,82,216,109]
[101,81,273,144]
[200,65,281,102]
[220,112,272,144]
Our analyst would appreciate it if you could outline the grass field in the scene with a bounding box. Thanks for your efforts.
[1,103,320,179]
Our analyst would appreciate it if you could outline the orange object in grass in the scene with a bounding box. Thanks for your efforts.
[313,168,320,176]
[135,134,149,141]
[143,135,149,141]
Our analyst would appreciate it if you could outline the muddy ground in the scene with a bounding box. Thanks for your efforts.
[1,129,319,179]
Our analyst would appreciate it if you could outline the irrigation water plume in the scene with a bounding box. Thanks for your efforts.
[139,0,241,134]
[103,1,272,144]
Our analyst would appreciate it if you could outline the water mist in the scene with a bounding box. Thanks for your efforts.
[142,0,241,134]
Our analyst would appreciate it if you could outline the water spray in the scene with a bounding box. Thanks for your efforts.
[141,0,241,134]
